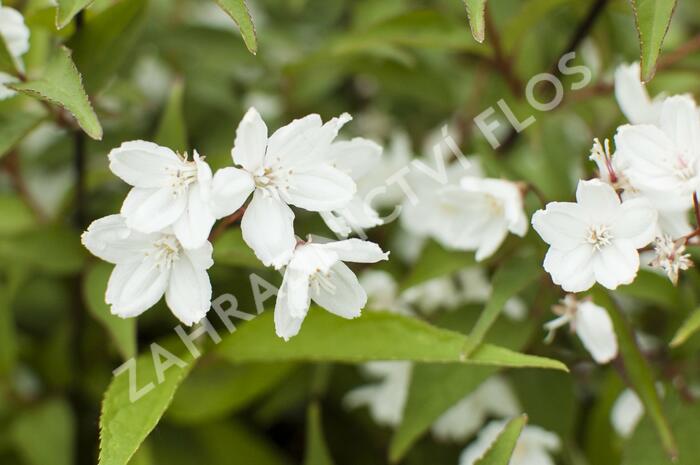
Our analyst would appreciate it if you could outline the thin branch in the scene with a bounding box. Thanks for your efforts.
[209,207,247,242]
[484,9,522,97]
[657,33,700,71]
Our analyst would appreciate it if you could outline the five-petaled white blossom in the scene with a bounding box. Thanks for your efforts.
[81,214,213,325]
[211,108,357,268]
[274,238,389,340]
[532,179,657,292]
[459,421,560,465]
[545,295,618,364]
[0,1,30,100]
[109,141,219,249]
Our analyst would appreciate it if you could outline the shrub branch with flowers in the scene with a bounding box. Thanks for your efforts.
[3,1,700,465]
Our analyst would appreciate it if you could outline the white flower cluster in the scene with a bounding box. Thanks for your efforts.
[82,108,388,339]
[0,0,29,100]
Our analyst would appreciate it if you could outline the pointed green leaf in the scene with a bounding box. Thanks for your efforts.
[56,0,94,29]
[462,256,541,357]
[630,0,677,82]
[214,0,258,54]
[84,262,136,360]
[217,310,568,371]
[0,111,45,159]
[464,0,487,43]
[474,415,528,465]
[0,33,20,75]
[154,80,188,153]
[670,308,700,347]
[67,0,147,94]
[592,288,677,459]
[10,47,102,140]
[389,365,497,462]
[304,403,335,465]
[98,345,195,465]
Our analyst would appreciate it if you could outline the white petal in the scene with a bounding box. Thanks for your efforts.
[274,277,306,340]
[121,186,187,233]
[316,238,389,264]
[209,167,255,218]
[0,72,18,100]
[475,219,508,261]
[659,95,700,157]
[311,262,366,318]
[165,254,212,326]
[532,202,588,250]
[173,183,216,249]
[0,7,30,58]
[575,179,620,219]
[575,301,618,364]
[611,197,657,248]
[232,107,268,172]
[320,210,352,238]
[431,396,484,441]
[241,190,296,269]
[593,242,640,289]
[611,389,644,438]
[266,114,322,165]
[108,140,182,188]
[283,164,356,211]
[614,62,657,125]
[282,268,311,318]
[184,241,214,270]
[543,245,596,292]
[81,214,156,264]
[106,261,168,318]
[328,137,382,179]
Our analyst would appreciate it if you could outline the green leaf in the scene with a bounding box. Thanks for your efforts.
[630,0,677,82]
[463,0,487,43]
[0,33,20,75]
[194,421,292,465]
[0,226,86,275]
[154,80,188,153]
[56,0,94,29]
[670,308,700,348]
[67,0,147,94]
[213,228,264,268]
[168,360,296,424]
[0,195,35,235]
[462,256,541,357]
[10,47,103,140]
[11,399,75,465]
[0,111,44,159]
[592,288,677,459]
[217,309,568,371]
[474,415,528,465]
[304,403,335,465]
[401,240,475,290]
[84,262,136,360]
[389,365,497,462]
[98,345,195,465]
[214,0,258,54]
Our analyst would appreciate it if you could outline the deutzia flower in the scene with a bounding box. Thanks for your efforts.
[210,108,357,268]
[108,141,218,249]
[343,361,411,427]
[614,62,664,125]
[81,215,213,325]
[320,137,384,237]
[610,388,644,438]
[545,295,618,364]
[274,238,389,340]
[0,1,30,100]
[532,179,657,292]
[614,95,700,199]
[432,376,520,441]
[459,421,560,465]
[650,235,692,285]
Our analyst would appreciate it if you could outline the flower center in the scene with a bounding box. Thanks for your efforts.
[309,269,336,295]
[586,224,612,250]
[674,151,695,181]
[168,158,198,196]
[146,235,181,271]
[253,165,292,199]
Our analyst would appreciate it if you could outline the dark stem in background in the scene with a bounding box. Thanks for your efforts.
[497,0,609,153]
[74,130,86,228]
[484,7,522,97]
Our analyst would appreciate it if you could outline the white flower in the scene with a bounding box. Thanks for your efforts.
[401,276,462,315]
[650,235,692,285]
[614,62,664,125]
[432,376,520,442]
[532,179,657,292]
[614,95,700,200]
[0,2,30,100]
[274,238,389,340]
[320,137,384,237]
[459,421,560,465]
[81,215,213,325]
[344,361,411,427]
[610,388,644,438]
[211,108,357,268]
[545,295,618,364]
[108,141,219,249]
[358,270,412,315]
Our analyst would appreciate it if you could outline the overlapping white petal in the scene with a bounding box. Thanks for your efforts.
[459,421,560,465]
